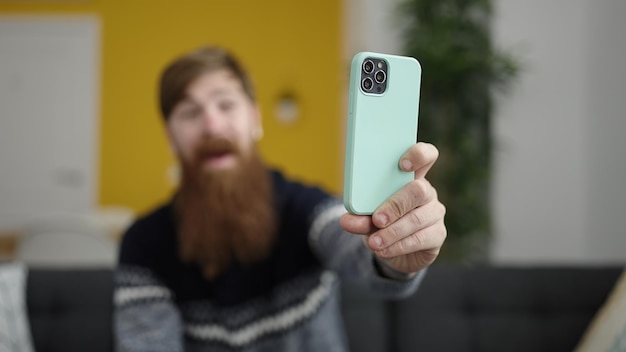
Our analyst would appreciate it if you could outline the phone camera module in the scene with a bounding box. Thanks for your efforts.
[360,57,387,94]
[374,70,386,84]
[362,77,373,91]
[362,60,375,74]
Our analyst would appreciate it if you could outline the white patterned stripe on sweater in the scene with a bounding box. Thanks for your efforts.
[308,202,347,249]
[114,286,173,306]
[184,271,336,347]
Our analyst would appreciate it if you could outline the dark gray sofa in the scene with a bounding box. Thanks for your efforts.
[26,269,113,352]
[26,265,622,352]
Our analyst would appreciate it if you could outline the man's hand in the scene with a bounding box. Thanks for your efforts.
[340,142,447,275]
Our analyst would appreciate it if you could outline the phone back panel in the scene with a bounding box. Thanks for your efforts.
[344,52,421,214]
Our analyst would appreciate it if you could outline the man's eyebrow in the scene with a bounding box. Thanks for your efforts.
[178,88,239,106]
[178,96,200,106]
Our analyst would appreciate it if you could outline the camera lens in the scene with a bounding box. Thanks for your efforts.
[374,70,386,84]
[362,60,374,74]
[362,77,373,91]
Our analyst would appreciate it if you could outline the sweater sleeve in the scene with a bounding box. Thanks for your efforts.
[114,220,184,352]
[306,196,425,299]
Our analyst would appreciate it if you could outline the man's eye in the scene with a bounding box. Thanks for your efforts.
[219,101,236,112]
[181,108,201,119]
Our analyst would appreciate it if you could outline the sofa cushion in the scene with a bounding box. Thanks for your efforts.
[393,266,623,352]
[26,268,113,352]
[340,283,389,352]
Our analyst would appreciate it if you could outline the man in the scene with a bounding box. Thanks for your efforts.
[114,46,446,352]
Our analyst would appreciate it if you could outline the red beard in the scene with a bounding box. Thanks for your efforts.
[174,138,276,280]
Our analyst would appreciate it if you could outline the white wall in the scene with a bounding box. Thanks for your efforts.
[492,0,626,264]
[343,0,404,59]
[582,1,626,263]
[345,0,626,264]
[490,1,589,263]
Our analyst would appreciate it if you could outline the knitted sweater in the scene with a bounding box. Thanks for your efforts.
[114,170,423,352]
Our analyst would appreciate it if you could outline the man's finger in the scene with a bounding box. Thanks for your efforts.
[340,213,376,235]
[399,142,439,179]
[373,220,447,258]
[372,178,436,229]
[368,199,446,251]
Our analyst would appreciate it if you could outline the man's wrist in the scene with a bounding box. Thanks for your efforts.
[373,256,418,281]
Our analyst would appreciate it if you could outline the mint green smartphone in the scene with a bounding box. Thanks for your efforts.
[343,52,422,215]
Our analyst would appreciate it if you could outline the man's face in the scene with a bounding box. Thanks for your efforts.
[167,69,260,174]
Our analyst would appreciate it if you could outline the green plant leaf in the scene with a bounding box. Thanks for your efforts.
[397,0,520,262]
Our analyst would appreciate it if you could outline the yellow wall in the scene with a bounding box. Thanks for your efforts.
[0,1,343,214]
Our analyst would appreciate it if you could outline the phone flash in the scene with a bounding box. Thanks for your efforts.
[377,62,383,68]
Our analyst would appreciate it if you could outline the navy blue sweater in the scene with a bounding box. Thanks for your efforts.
[114,171,422,352]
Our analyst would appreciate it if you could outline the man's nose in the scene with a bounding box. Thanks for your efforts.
[199,107,223,135]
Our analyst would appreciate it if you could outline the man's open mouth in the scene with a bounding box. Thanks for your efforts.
[200,150,237,169]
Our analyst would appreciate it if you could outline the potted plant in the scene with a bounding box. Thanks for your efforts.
[398,0,520,261]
